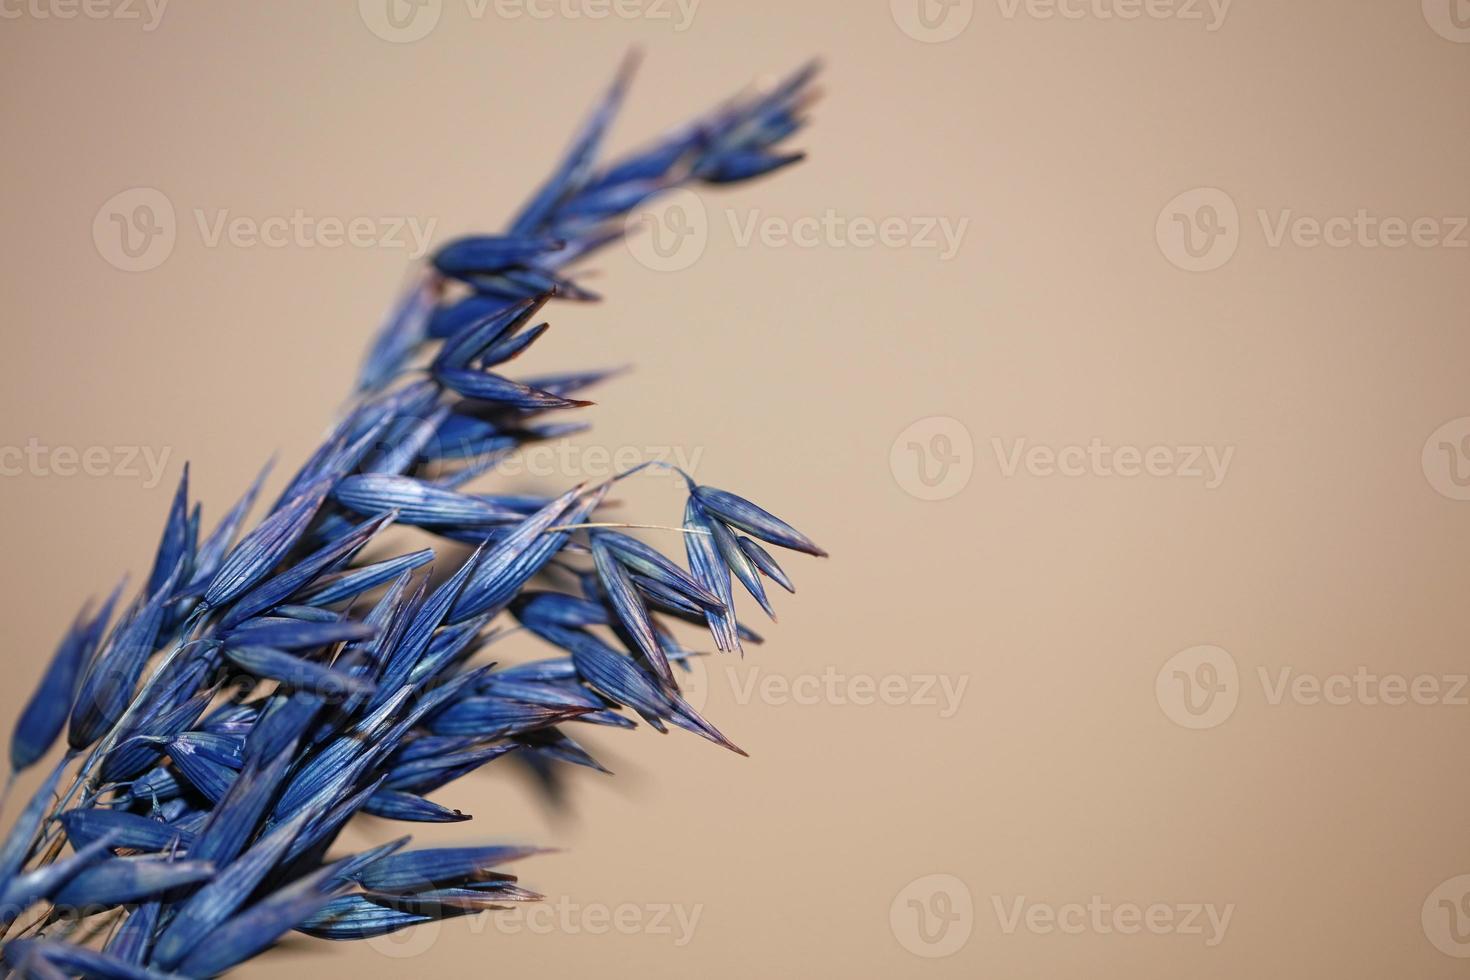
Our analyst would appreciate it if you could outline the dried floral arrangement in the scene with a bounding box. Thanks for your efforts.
[0,56,822,977]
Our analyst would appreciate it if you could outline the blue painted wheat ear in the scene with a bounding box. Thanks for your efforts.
[0,54,823,978]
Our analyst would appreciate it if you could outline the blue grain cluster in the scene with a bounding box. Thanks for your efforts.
[0,55,822,978]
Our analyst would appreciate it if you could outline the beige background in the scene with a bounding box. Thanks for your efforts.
[4,0,1470,976]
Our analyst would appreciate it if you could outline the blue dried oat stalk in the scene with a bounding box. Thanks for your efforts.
[0,54,822,977]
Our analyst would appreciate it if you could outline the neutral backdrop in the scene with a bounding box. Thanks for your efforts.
[3,1,1470,977]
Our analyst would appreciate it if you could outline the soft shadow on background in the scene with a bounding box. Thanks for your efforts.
[3,1,1470,977]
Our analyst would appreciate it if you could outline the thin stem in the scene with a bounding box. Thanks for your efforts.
[545,522,710,535]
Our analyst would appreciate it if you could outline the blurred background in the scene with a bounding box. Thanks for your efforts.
[3,1,1470,976]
